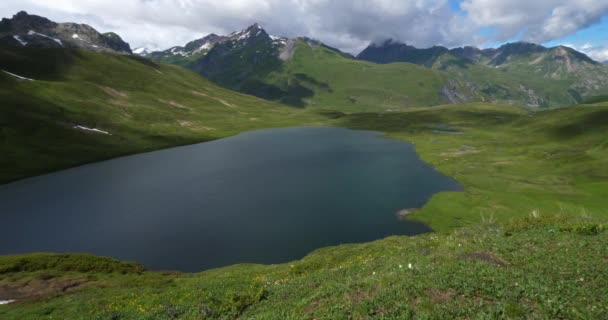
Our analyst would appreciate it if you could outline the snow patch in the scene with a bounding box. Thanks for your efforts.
[28,30,63,46]
[13,35,27,46]
[199,42,213,51]
[270,35,288,46]
[170,47,186,56]
[2,70,35,81]
[74,125,111,135]
[72,33,79,39]
[133,47,147,54]
[0,300,15,305]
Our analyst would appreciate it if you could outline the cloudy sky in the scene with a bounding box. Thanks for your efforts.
[1,0,607,61]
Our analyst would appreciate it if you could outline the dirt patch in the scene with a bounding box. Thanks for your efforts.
[418,248,431,255]
[425,288,457,304]
[302,298,327,315]
[98,85,128,99]
[461,252,510,267]
[110,99,130,108]
[344,291,371,305]
[440,146,479,157]
[158,99,191,110]
[0,278,87,301]
[397,208,419,220]
[192,90,209,98]
[177,120,214,131]
[192,91,236,108]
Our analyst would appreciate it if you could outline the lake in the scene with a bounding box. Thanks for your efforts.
[0,127,461,272]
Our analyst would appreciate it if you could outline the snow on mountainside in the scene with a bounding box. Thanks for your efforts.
[0,11,131,54]
[147,23,289,62]
[133,47,150,56]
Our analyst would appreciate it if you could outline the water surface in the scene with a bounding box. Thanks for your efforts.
[0,127,461,271]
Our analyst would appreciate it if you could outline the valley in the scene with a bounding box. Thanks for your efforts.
[0,10,607,320]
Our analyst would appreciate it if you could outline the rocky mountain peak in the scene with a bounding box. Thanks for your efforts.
[227,23,270,43]
[0,11,57,33]
[0,11,131,54]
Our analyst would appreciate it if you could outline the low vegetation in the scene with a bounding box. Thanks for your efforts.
[334,103,608,231]
[1,215,606,319]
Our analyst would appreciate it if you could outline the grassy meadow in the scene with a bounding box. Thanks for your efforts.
[1,216,606,319]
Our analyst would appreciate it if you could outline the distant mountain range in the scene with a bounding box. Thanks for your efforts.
[358,40,597,67]
[141,24,608,109]
[2,11,608,109]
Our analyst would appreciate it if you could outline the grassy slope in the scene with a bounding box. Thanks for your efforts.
[439,60,577,107]
[336,103,608,231]
[266,40,457,112]
[0,47,325,184]
[1,216,606,319]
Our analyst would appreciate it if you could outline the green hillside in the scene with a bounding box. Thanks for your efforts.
[267,39,465,111]
[358,42,608,108]
[154,36,474,111]
[334,103,608,231]
[0,46,324,184]
[1,215,606,319]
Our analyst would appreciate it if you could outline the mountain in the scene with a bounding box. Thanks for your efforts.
[357,40,608,108]
[0,43,318,184]
[357,39,457,67]
[0,11,131,54]
[133,47,150,56]
[146,34,229,67]
[148,25,474,110]
[148,24,290,75]
[148,23,608,109]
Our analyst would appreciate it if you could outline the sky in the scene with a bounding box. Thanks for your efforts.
[1,0,608,61]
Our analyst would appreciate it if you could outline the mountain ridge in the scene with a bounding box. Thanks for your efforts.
[2,11,608,110]
[0,11,131,54]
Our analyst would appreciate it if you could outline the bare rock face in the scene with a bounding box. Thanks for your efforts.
[0,11,132,54]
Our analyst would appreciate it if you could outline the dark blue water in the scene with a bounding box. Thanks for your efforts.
[0,127,461,272]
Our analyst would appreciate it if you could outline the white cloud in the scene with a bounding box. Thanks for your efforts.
[569,44,608,62]
[0,0,607,54]
[461,0,608,43]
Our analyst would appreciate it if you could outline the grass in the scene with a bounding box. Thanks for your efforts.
[334,103,608,231]
[0,215,606,319]
[0,47,327,184]
[2,46,608,318]
[273,39,454,111]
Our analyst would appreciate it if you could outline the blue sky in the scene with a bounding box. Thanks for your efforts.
[544,16,608,47]
[1,0,608,60]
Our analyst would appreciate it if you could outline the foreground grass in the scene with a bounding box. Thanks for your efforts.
[0,216,606,319]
